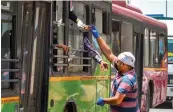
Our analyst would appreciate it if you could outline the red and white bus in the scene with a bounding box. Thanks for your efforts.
[112,1,168,111]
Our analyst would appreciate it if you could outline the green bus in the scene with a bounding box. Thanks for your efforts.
[1,1,112,112]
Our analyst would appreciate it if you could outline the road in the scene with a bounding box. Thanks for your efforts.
[150,102,173,112]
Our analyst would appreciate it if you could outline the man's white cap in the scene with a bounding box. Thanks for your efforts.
[117,52,135,67]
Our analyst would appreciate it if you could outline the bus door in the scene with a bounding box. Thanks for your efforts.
[19,2,51,112]
[1,2,22,112]
[120,21,144,108]
[133,32,144,108]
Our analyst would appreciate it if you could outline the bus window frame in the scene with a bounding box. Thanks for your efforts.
[1,11,19,97]
[91,4,111,74]
[149,29,160,67]
[168,35,173,63]
[67,2,92,75]
[120,21,134,53]
[111,19,121,56]
[52,1,68,75]
[158,33,167,66]
[92,4,108,35]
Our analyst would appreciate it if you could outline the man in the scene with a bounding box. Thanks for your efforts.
[54,9,108,71]
[90,25,140,112]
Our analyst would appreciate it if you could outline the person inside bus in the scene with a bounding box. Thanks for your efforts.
[54,8,108,71]
[90,25,140,112]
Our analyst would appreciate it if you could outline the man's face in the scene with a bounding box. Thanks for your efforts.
[114,60,124,73]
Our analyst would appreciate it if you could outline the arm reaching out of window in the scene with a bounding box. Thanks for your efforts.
[83,33,108,71]
[69,11,90,31]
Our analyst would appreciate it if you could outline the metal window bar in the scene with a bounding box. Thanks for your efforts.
[70,48,88,52]
[54,63,68,66]
[1,69,20,72]
[68,48,92,67]
[53,55,68,58]
[52,46,92,70]
[69,56,91,60]
[1,59,20,62]
[69,64,91,67]
[1,79,19,83]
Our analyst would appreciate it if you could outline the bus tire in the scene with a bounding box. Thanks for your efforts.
[64,100,77,112]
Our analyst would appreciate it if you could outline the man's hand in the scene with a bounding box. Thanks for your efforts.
[56,44,70,54]
[77,19,86,30]
[61,45,69,53]
[96,97,105,106]
[100,61,108,71]
[90,25,100,38]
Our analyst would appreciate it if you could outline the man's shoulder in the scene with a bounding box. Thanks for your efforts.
[122,73,136,84]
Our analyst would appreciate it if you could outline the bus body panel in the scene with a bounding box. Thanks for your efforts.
[48,56,111,112]
[1,97,19,112]
[159,20,173,99]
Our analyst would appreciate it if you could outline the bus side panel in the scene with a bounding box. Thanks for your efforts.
[141,69,167,110]
[47,60,111,112]
[48,79,97,111]
[1,97,19,112]
[1,103,18,112]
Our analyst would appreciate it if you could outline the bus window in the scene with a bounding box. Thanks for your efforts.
[150,30,159,67]
[1,12,19,97]
[1,1,13,11]
[121,22,133,53]
[111,20,120,74]
[52,1,65,73]
[92,7,109,72]
[168,36,173,63]
[95,8,103,34]
[144,28,150,67]
[1,14,12,89]
[68,2,88,73]
[56,1,63,22]
[159,34,166,66]
[112,20,120,56]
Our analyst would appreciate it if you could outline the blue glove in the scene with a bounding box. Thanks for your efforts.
[90,25,100,38]
[96,97,105,106]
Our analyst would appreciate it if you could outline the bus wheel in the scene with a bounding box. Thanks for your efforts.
[64,101,77,112]
[146,87,151,112]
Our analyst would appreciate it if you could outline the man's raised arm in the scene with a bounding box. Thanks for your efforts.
[90,25,117,63]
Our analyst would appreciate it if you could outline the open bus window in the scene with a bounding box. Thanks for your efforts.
[1,14,12,89]
[111,20,121,74]
[68,2,89,73]
[52,1,66,73]
[159,34,166,66]
[168,37,173,63]
[1,1,13,11]
[121,22,133,53]
[92,7,110,72]
[94,8,103,34]
[144,28,150,67]
[56,1,63,22]
[112,20,120,56]
[150,30,159,67]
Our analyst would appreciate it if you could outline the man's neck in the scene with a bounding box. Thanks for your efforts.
[121,69,132,75]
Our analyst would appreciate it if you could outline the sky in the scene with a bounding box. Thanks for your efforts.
[129,0,173,17]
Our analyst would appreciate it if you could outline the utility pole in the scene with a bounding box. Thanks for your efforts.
[166,0,167,17]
